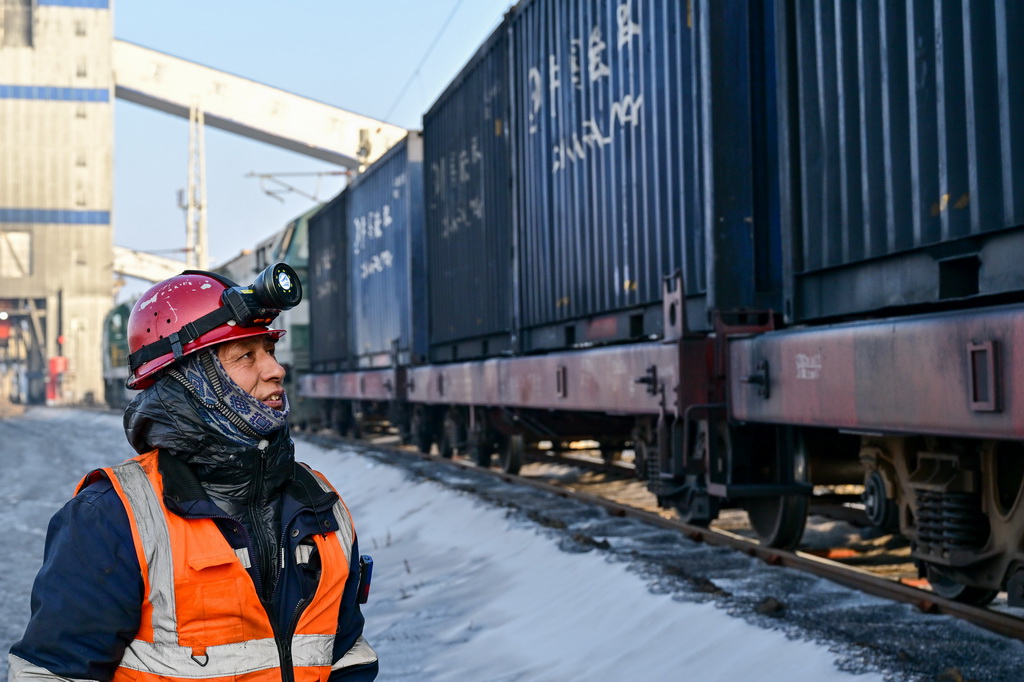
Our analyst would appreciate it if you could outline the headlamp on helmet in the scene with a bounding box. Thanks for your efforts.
[219,262,303,327]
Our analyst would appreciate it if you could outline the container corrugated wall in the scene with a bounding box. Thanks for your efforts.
[423,21,514,362]
[782,0,1024,320]
[345,133,428,368]
[507,0,781,350]
[307,192,350,372]
[509,0,699,350]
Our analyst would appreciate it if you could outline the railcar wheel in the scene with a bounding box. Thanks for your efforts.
[409,406,432,454]
[632,437,650,481]
[471,442,493,468]
[468,413,494,468]
[925,565,998,606]
[437,411,459,459]
[600,447,619,465]
[862,470,899,532]
[500,434,524,474]
[743,494,808,550]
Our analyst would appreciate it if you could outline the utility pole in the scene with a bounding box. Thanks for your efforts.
[184,102,208,269]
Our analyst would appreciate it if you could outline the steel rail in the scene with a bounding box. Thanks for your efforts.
[486,461,1024,642]
[310,432,1024,643]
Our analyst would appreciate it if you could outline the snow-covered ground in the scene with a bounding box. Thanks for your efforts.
[2,407,1020,680]
[304,441,888,682]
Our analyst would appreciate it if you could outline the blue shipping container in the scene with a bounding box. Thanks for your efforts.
[307,192,350,371]
[781,0,1024,320]
[345,133,428,368]
[423,20,515,362]
[508,0,782,350]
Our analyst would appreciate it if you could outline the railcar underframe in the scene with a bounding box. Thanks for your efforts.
[300,299,1024,606]
[730,301,1024,606]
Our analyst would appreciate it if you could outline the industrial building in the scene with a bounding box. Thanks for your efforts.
[1,0,113,404]
[0,0,403,405]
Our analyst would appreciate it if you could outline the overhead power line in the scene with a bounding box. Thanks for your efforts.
[384,0,467,123]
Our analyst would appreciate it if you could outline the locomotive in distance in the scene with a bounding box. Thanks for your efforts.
[108,0,1024,608]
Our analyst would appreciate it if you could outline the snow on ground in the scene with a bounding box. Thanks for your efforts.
[1,407,887,680]
[300,441,886,682]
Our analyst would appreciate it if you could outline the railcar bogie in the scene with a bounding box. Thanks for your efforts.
[409,402,637,475]
[647,417,817,545]
[407,404,436,454]
[843,432,1024,602]
[319,399,360,440]
[855,434,1024,607]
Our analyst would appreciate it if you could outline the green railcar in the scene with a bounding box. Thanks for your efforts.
[102,302,135,409]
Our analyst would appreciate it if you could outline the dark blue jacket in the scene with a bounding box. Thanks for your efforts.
[10,376,377,681]
[11,464,376,680]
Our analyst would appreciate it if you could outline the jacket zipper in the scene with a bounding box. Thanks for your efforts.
[177,443,333,679]
[248,439,271,599]
[269,509,313,681]
[262,596,306,682]
[248,438,294,678]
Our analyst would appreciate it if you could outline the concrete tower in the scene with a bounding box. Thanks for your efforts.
[0,0,113,404]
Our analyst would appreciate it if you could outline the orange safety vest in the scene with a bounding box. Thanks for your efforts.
[80,449,371,681]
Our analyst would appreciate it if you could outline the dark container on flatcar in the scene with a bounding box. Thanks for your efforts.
[778,0,1024,322]
[507,0,783,351]
[308,191,351,373]
[345,132,428,368]
[423,19,514,363]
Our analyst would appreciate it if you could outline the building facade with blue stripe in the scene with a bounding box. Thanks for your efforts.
[0,0,114,404]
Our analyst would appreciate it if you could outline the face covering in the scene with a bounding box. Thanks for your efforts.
[169,347,290,446]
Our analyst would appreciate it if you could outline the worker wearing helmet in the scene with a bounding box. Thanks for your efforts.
[9,266,378,681]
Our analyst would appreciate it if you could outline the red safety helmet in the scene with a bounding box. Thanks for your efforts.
[126,271,285,390]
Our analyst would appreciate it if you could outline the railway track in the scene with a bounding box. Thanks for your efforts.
[493,465,1024,643]
[302,428,1024,645]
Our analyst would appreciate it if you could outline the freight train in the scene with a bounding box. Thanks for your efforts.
[104,0,1024,607]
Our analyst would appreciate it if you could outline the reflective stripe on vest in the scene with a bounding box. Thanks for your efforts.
[118,633,335,677]
[105,455,356,679]
[112,459,178,645]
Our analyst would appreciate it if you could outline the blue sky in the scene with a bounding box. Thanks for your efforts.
[113,0,512,297]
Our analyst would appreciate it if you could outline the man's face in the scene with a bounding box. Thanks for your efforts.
[216,335,286,411]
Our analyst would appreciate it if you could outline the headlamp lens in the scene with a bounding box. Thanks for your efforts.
[252,262,303,310]
[221,262,303,327]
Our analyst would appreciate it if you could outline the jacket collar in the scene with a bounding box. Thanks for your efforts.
[157,449,337,517]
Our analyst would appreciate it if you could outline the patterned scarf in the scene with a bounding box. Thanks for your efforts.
[168,348,290,446]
